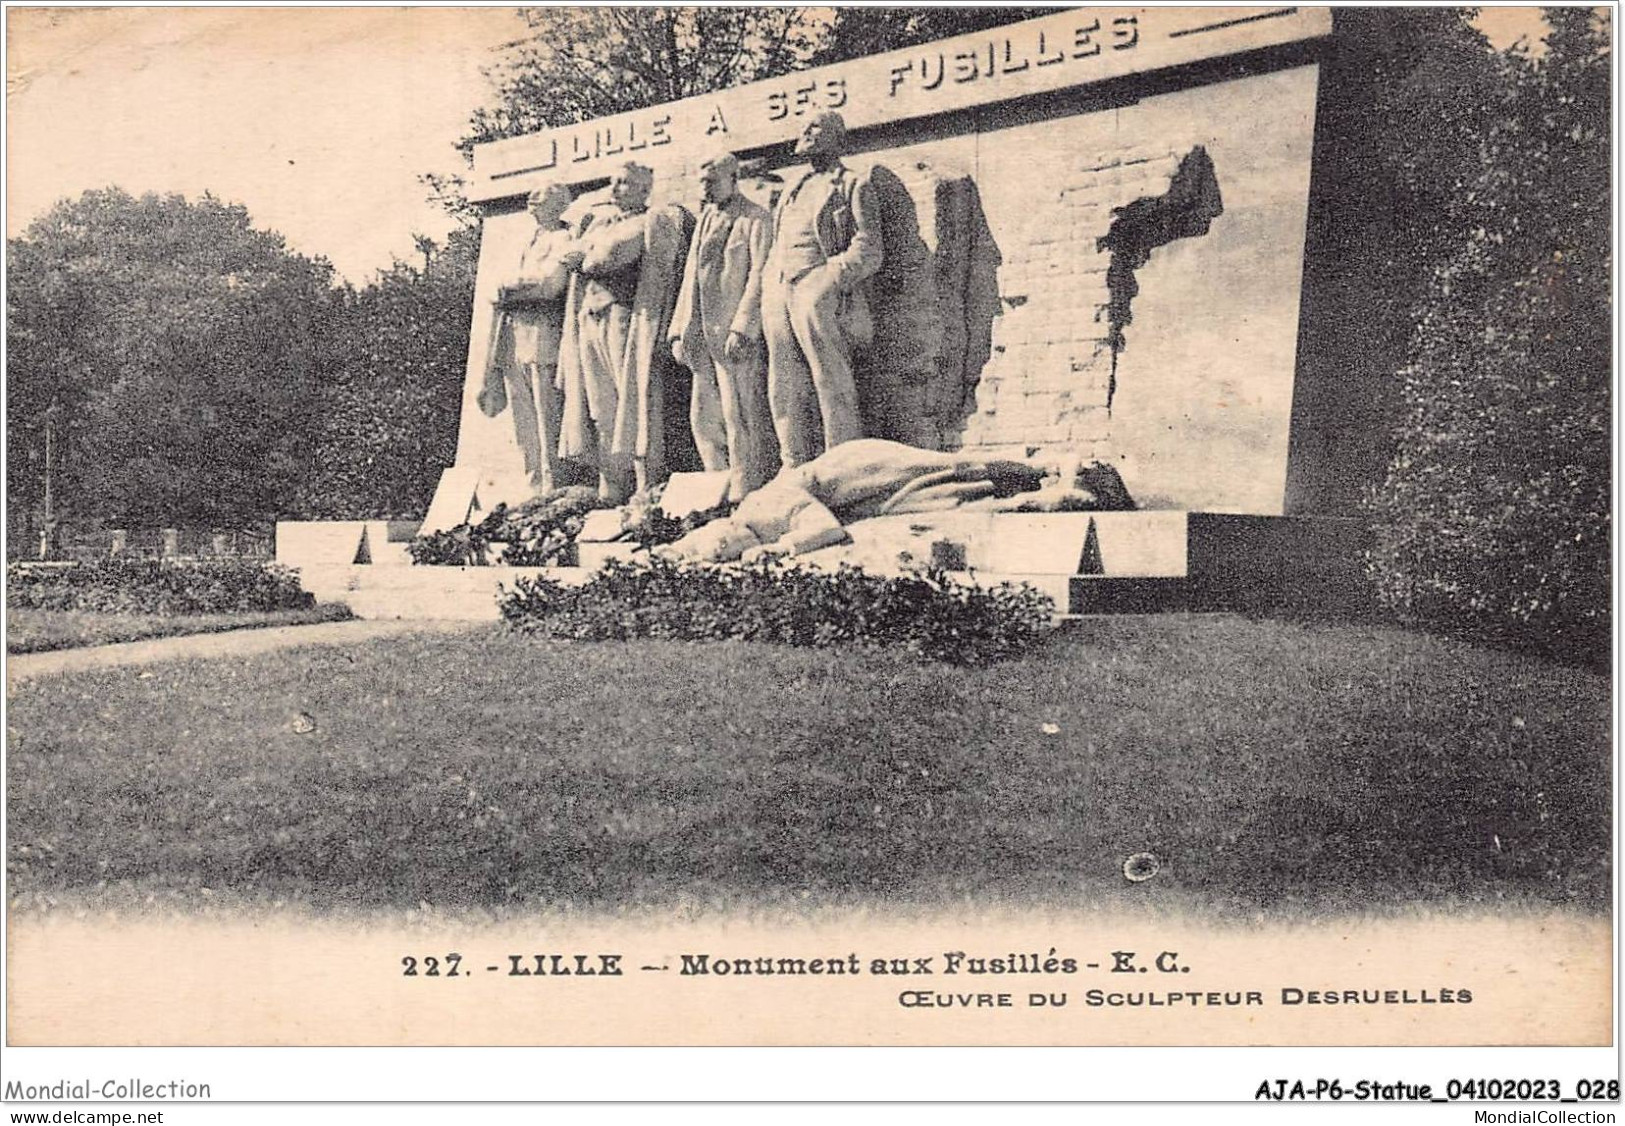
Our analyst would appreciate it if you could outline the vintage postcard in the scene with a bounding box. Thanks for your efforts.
[3,3,1614,1109]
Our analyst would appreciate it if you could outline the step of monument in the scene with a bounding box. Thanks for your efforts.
[360,542,415,567]
[320,565,1361,622]
[295,563,594,620]
[824,510,1192,578]
[1067,576,1191,615]
[291,513,1368,622]
[343,589,506,621]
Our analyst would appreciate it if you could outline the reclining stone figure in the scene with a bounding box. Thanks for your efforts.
[664,438,1133,564]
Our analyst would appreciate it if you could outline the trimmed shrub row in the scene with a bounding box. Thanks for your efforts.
[6,560,315,615]
[497,556,1055,666]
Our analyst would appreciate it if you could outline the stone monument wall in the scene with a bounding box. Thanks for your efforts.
[446,8,1330,518]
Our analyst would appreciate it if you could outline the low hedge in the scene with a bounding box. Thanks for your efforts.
[497,556,1055,666]
[6,560,314,615]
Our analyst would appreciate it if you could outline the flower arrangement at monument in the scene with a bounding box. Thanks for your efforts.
[406,482,737,567]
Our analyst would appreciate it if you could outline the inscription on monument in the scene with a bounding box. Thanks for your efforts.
[471,8,1330,200]
[765,78,850,123]
[886,16,1142,99]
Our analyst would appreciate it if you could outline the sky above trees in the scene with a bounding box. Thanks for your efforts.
[6,7,520,282]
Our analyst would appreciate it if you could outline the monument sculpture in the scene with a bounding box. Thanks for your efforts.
[665,437,1134,564]
[670,151,778,502]
[556,162,693,504]
[477,183,577,494]
[312,9,1361,619]
[762,111,885,468]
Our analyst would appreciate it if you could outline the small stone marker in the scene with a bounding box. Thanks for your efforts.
[658,471,731,520]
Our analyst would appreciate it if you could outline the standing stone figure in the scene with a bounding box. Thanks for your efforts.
[556,162,692,503]
[670,151,778,501]
[763,111,885,467]
[478,183,576,493]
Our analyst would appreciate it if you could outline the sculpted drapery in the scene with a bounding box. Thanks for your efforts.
[555,163,693,504]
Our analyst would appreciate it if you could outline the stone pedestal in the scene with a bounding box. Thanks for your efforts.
[283,511,1366,622]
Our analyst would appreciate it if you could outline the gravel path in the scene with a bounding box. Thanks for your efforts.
[6,619,487,684]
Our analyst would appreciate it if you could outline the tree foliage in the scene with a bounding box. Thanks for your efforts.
[1365,9,1611,660]
[7,189,338,529]
[462,7,821,151]
[457,6,1048,153]
[6,188,484,529]
[293,227,481,519]
[814,7,1054,65]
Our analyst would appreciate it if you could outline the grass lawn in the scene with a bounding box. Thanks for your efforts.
[6,604,353,654]
[5,615,1609,917]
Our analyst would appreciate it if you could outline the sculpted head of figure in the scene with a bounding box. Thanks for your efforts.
[526,182,573,226]
[794,111,849,159]
[609,162,654,214]
[698,151,740,207]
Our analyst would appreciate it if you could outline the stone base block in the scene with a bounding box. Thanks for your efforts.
[275,522,368,568]
[285,512,1369,622]
[802,509,1189,578]
[295,564,592,620]
[795,510,1368,615]
[420,466,534,536]
[280,520,422,569]
[658,470,731,519]
[576,509,627,543]
[355,521,421,566]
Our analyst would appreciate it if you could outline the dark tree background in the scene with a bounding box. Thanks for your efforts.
[1354,9,1612,661]
[294,228,480,519]
[460,8,819,151]
[6,189,339,530]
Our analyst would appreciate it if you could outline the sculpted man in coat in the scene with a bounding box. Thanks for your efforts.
[670,151,778,501]
[555,162,692,504]
[478,183,576,493]
[763,112,885,468]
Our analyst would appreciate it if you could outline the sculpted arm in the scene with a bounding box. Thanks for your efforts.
[739,497,848,562]
[670,224,703,362]
[729,211,772,342]
[527,240,575,300]
[579,220,647,277]
[503,236,575,304]
[826,176,884,292]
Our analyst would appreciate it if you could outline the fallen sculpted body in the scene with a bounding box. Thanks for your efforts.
[665,438,1133,563]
